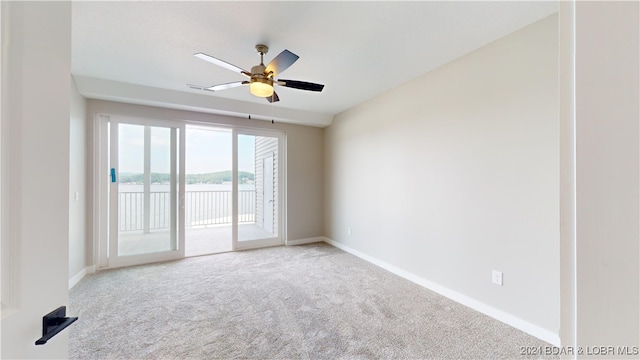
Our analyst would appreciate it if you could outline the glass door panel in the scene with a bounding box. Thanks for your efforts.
[184,126,233,256]
[235,132,281,248]
[109,118,184,266]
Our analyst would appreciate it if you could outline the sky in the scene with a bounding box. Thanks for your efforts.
[118,124,257,175]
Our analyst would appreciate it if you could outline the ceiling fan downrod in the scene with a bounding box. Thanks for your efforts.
[256,44,268,65]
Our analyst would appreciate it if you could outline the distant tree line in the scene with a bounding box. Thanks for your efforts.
[119,171,254,184]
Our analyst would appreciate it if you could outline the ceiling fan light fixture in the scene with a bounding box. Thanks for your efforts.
[249,79,274,97]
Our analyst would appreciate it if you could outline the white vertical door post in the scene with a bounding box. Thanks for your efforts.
[263,156,274,234]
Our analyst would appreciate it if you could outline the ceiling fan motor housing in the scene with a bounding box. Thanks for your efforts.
[251,64,268,77]
[250,64,273,86]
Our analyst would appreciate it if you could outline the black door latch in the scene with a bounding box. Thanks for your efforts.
[35,306,78,345]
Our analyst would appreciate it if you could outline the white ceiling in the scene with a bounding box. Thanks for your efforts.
[72,1,558,127]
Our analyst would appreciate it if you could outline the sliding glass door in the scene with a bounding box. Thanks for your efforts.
[105,117,283,267]
[182,127,282,254]
[109,117,185,267]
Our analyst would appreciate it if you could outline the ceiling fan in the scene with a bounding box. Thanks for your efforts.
[188,44,324,103]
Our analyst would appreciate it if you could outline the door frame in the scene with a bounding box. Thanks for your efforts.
[1,2,72,357]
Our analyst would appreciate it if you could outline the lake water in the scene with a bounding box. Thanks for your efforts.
[119,183,255,192]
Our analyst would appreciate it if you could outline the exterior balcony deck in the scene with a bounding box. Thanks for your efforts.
[119,223,274,257]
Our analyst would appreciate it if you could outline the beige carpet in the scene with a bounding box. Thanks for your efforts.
[69,243,555,359]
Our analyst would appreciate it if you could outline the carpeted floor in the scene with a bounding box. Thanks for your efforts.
[69,243,556,359]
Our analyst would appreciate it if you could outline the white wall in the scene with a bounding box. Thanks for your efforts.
[575,1,639,349]
[69,77,88,284]
[324,15,559,342]
[85,99,324,246]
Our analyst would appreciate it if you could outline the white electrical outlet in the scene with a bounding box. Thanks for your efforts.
[347,227,352,236]
[492,270,503,286]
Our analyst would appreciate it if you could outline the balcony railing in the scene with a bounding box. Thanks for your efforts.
[118,190,255,232]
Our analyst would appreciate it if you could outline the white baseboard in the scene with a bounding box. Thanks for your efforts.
[323,238,561,347]
[69,265,96,289]
[286,237,326,246]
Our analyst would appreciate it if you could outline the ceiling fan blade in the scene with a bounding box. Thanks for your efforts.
[278,79,324,92]
[266,91,280,103]
[265,50,299,77]
[187,84,210,91]
[207,81,248,92]
[188,82,247,92]
[194,52,250,76]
